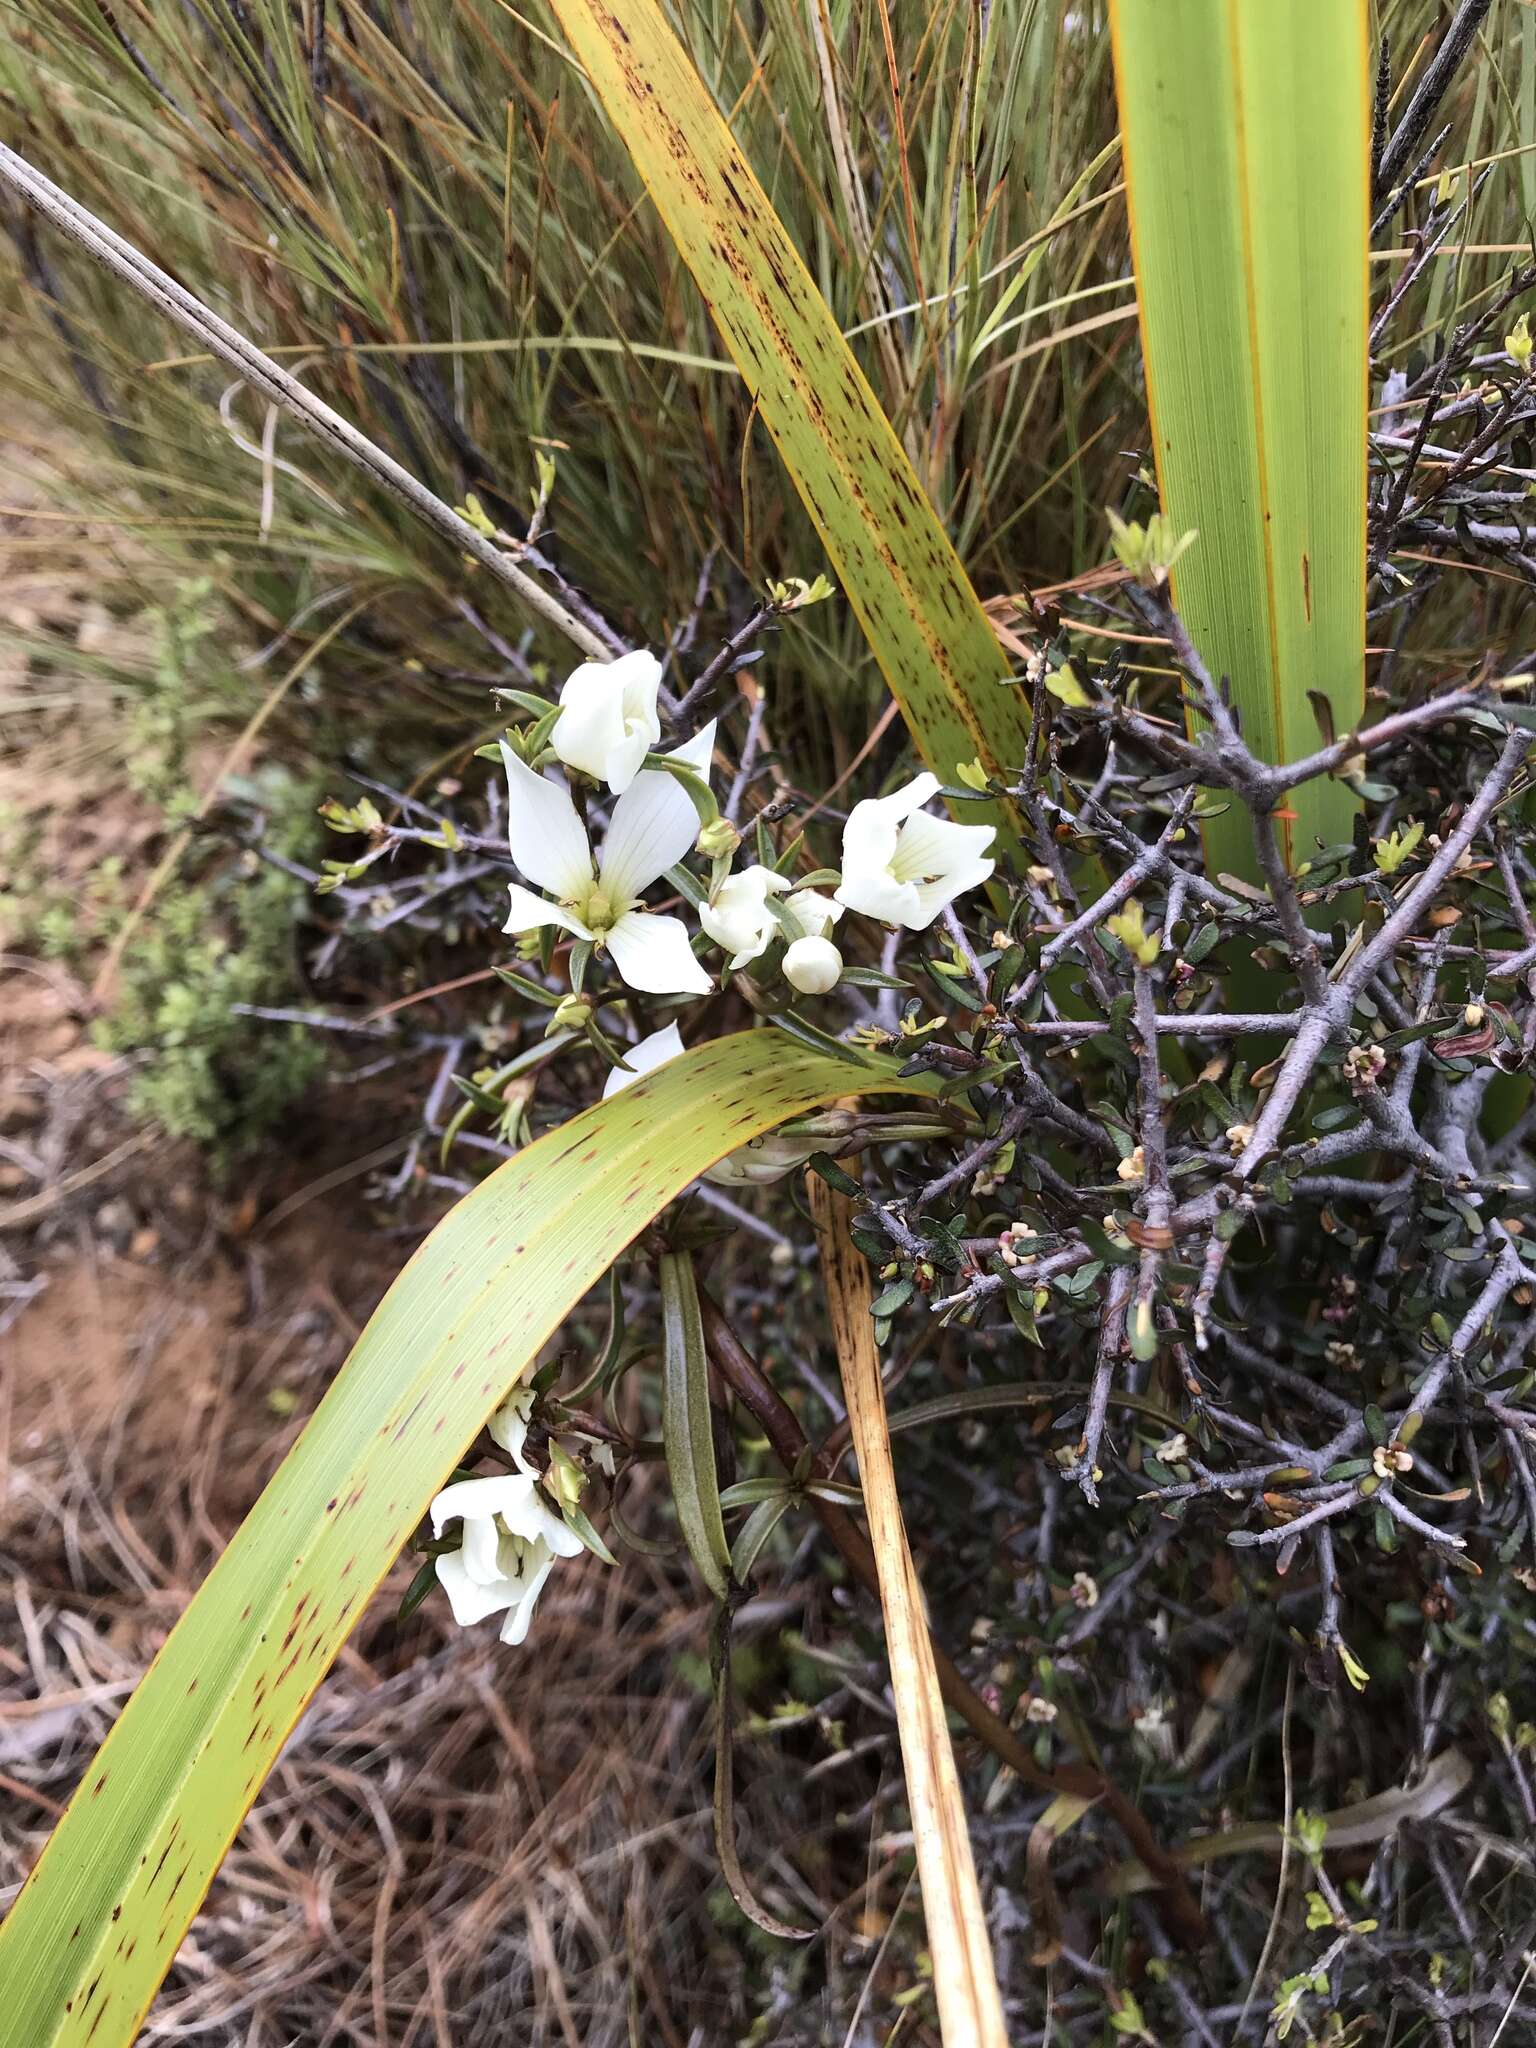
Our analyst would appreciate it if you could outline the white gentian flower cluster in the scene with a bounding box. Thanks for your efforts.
[505,647,997,1042]
[444,655,1002,1648]
[429,1389,584,1647]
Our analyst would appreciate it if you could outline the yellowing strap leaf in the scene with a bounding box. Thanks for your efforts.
[0,1035,934,2048]
[546,0,1030,813]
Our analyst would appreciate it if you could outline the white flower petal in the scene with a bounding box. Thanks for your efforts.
[500,743,595,899]
[435,1546,518,1628]
[542,1510,588,1560]
[496,1550,559,1645]
[837,772,994,930]
[604,723,656,793]
[503,882,594,940]
[550,650,663,793]
[835,867,923,926]
[841,771,940,875]
[603,1021,685,1097]
[459,1511,507,1585]
[784,888,843,938]
[699,865,789,968]
[705,1128,824,1188]
[783,934,843,994]
[890,809,996,885]
[669,719,718,777]
[549,667,624,783]
[909,857,996,929]
[488,1387,537,1472]
[495,1483,587,1554]
[430,1472,539,1538]
[605,909,713,995]
[599,769,702,903]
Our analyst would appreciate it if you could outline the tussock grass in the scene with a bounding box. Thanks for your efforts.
[0,0,1131,774]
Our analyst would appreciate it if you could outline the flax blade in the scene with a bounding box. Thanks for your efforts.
[0,1036,932,2048]
[1110,0,1369,874]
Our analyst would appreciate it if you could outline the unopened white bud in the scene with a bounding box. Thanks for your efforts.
[783,935,842,995]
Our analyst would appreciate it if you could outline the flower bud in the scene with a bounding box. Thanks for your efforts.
[783,934,843,994]
[695,816,742,859]
[551,993,594,1032]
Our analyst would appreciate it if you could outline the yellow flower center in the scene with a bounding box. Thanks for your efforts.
[565,880,635,939]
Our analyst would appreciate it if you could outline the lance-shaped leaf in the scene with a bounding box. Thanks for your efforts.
[659,1250,733,1600]
[0,1034,933,2048]
[1109,0,1369,875]
[545,0,1029,816]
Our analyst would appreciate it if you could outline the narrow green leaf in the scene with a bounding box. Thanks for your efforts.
[545,0,1030,817]
[0,1034,933,2047]
[730,1494,794,1585]
[719,1477,794,1509]
[556,1496,619,1568]
[659,1249,734,1601]
[710,1608,814,1941]
[1110,0,1368,874]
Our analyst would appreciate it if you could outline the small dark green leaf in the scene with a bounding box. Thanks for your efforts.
[730,1496,794,1583]
[719,1478,793,1509]
[1311,1104,1360,1133]
[870,1278,915,1317]
[807,1153,863,1196]
[1078,1217,1138,1267]
[396,1556,439,1626]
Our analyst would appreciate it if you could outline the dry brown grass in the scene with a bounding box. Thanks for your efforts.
[2,1185,759,2046]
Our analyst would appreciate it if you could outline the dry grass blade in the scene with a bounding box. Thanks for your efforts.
[0,140,612,663]
[806,1173,1007,2048]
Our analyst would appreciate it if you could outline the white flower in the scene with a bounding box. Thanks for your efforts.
[602,1021,685,1098]
[699,863,791,969]
[834,771,995,930]
[784,888,843,939]
[501,724,716,997]
[548,649,663,793]
[783,934,842,994]
[430,1469,584,1647]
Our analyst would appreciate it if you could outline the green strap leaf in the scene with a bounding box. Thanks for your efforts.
[1110,0,1369,874]
[710,1605,815,1941]
[659,1249,733,1601]
[545,0,1030,818]
[0,1033,932,2048]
